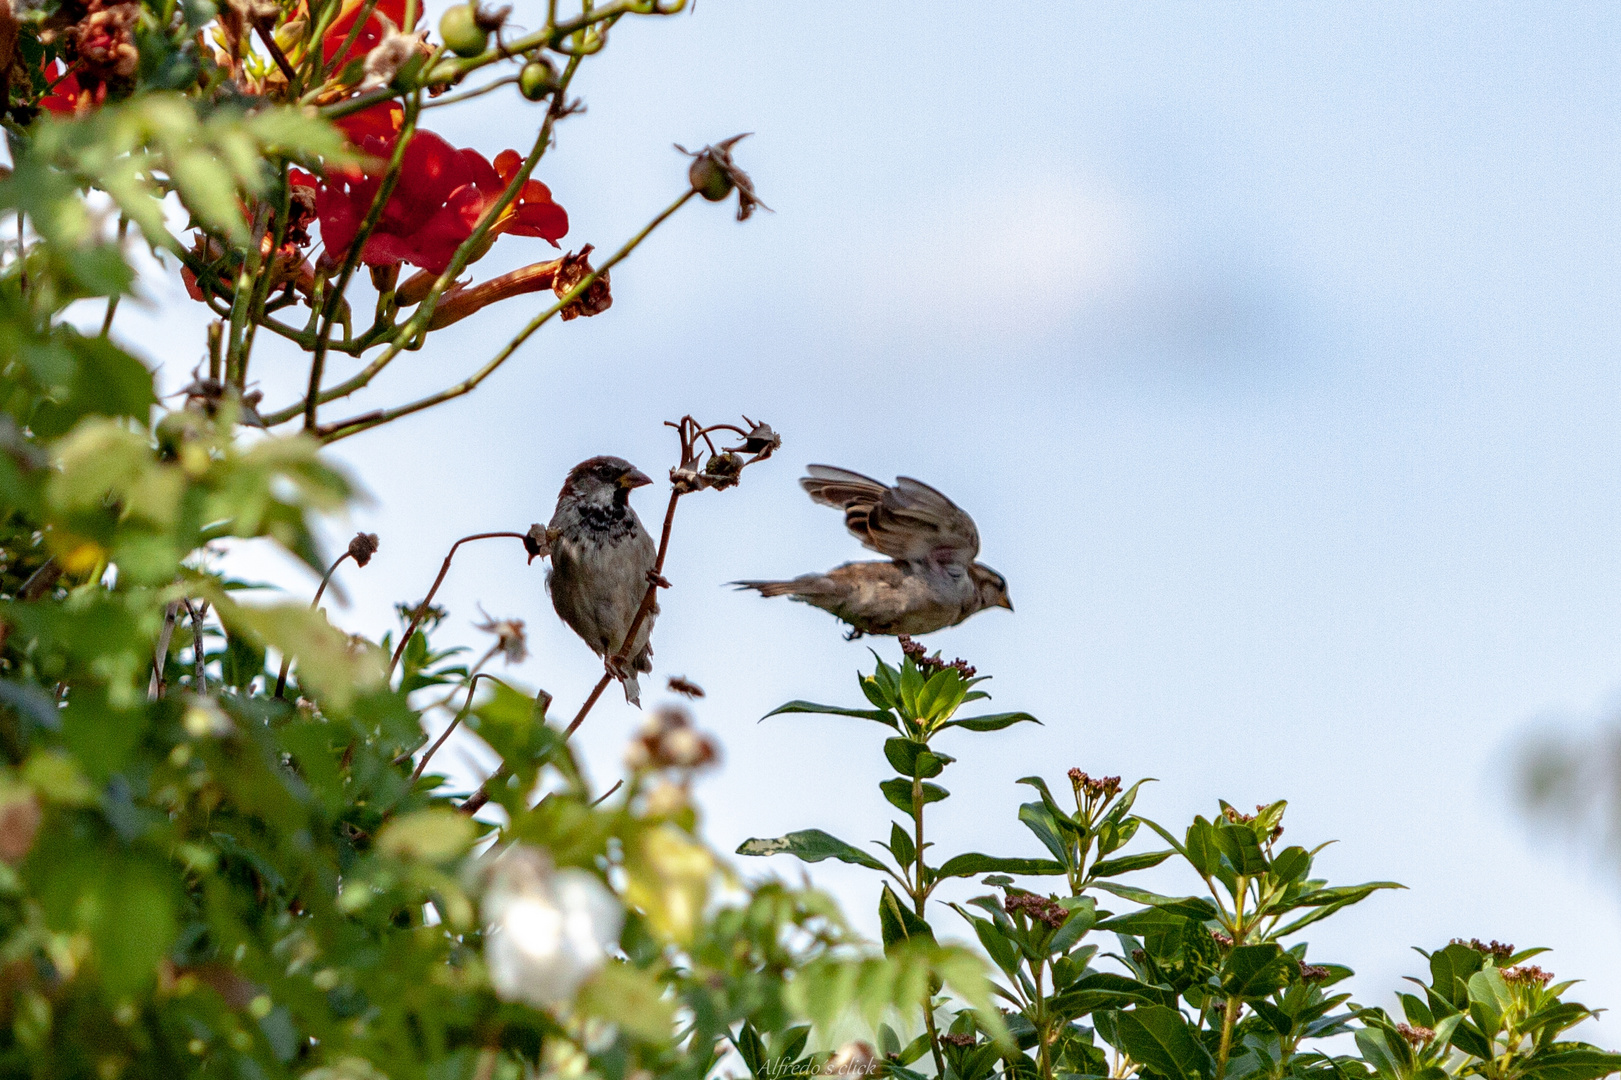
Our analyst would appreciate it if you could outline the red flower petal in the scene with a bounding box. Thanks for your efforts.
[507,202,569,244]
[323,0,416,65]
[493,149,522,183]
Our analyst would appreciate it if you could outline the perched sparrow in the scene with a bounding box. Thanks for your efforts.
[734,465,1012,637]
[547,456,659,704]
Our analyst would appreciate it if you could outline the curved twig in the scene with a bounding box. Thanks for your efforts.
[412,667,503,781]
[387,532,528,679]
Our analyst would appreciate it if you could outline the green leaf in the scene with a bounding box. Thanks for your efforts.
[1051,972,1175,1019]
[762,699,897,727]
[1047,896,1097,954]
[1212,823,1269,874]
[376,809,476,862]
[959,908,1021,977]
[881,778,949,814]
[879,883,935,957]
[1520,1050,1621,1080]
[1253,999,1294,1036]
[888,822,916,867]
[944,711,1042,732]
[1270,846,1312,884]
[937,853,1066,879]
[884,737,953,778]
[736,829,890,872]
[1467,967,1512,1038]
[915,667,969,722]
[1017,802,1072,865]
[1220,944,1295,999]
[1089,849,1175,878]
[577,962,676,1043]
[1110,1005,1213,1080]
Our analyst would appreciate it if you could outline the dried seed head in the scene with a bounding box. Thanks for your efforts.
[735,418,781,460]
[1068,769,1122,802]
[1395,1023,1435,1048]
[939,1034,977,1049]
[553,245,612,321]
[1453,938,1516,961]
[1503,965,1554,987]
[472,2,509,32]
[474,610,528,664]
[1210,930,1234,949]
[1003,892,1068,929]
[1298,963,1330,983]
[701,451,743,491]
[348,532,380,567]
[896,635,976,679]
[667,676,705,699]
[523,523,552,564]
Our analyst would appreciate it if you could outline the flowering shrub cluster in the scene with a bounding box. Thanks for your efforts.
[0,0,1618,1077]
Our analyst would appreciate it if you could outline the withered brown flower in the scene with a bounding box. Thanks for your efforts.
[553,245,612,321]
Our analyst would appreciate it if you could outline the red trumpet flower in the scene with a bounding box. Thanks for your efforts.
[296,104,568,275]
[322,0,417,68]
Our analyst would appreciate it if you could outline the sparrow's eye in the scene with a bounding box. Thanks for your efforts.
[594,464,618,482]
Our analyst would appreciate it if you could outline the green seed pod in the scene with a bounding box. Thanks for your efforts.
[439,4,488,58]
[688,154,733,202]
[518,58,556,101]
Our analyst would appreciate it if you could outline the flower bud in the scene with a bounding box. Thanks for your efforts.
[348,532,380,567]
[688,154,734,202]
[519,57,557,101]
[439,4,488,57]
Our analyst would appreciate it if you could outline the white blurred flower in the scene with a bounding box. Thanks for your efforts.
[482,845,622,1007]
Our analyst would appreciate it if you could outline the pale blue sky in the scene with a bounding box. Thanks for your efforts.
[122,0,1621,1036]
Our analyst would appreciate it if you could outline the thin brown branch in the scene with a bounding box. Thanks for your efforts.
[412,666,501,781]
[387,532,528,679]
[185,600,209,693]
[255,23,298,82]
[148,601,181,701]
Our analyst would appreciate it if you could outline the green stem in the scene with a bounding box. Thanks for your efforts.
[910,770,947,1079]
[1034,962,1053,1080]
[265,57,586,428]
[242,167,293,367]
[226,206,271,388]
[422,0,686,83]
[317,189,694,442]
[1215,995,1241,1080]
[306,94,421,431]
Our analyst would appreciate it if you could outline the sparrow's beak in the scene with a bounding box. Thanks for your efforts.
[999,596,1014,611]
[619,468,653,489]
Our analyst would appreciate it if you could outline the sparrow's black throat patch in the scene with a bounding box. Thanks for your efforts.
[567,502,640,544]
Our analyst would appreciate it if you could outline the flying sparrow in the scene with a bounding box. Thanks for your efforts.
[734,465,1012,637]
[547,456,659,704]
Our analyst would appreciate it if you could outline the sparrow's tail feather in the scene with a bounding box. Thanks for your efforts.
[730,579,806,598]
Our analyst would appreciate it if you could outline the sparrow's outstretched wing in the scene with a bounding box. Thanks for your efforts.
[800,464,980,568]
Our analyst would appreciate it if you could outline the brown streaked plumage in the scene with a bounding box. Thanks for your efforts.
[733,465,1012,638]
[547,456,658,704]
